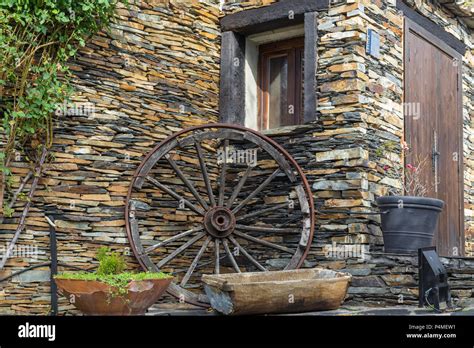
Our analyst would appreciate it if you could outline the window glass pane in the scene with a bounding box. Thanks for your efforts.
[268,55,288,129]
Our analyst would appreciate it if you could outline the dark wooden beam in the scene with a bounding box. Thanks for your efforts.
[220,0,329,34]
[219,31,246,125]
[304,12,318,123]
[396,0,466,55]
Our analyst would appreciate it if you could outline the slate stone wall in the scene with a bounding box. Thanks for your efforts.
[345,252,474,307]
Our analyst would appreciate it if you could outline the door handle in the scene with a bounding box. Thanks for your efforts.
[432,150,440,169]
[432,130,440,193]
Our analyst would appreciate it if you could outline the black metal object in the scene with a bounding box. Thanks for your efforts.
[418,246,452,311]
[48,216,58,316]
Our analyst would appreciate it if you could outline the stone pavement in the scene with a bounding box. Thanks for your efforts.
[147,303,474,316]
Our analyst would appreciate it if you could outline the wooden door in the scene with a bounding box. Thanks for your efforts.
[404,18,464,256]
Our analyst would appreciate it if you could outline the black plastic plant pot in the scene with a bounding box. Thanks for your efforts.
[376,196,444,254]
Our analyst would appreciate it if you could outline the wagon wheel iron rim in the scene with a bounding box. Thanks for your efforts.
[125,123,315,307]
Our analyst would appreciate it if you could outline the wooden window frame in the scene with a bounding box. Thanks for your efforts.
[220,0,328,34]
[219,2,321,126]
[258,37,304,130]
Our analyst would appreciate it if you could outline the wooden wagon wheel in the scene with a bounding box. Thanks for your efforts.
[125,124,315,307]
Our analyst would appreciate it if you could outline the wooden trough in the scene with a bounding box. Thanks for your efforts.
[202,268,352,315]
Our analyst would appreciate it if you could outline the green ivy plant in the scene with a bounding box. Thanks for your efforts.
[0,0,125,216]
[375,140,398,158]
[96,246,126,275]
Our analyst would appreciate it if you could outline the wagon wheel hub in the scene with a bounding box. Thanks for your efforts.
[204,206,235,238]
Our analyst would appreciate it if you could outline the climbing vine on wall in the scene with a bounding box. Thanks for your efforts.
[0,0,125,267]
[0,0,124,212]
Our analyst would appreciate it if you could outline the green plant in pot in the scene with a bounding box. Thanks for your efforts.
[54,247,173,315]
[376,143,444,254]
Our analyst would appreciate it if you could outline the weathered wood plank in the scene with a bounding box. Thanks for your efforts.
[202,268,352,315]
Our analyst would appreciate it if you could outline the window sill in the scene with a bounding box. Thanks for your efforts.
[261,124,314,136]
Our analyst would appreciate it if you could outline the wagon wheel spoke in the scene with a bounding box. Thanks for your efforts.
[228,235,267,271]
[234,230,295,254]
[143,226,204,254]
[157,232,206,269]
[236,202,290,221]
[235,224,300,234]
[232,168,281,214]
[194,139,216,207]
[226,165,252,208]
[223,238,240,273]
[180,236,212,287]
[146,175,205,216]
[165,153,209,210]
[217,139,229,206]
[214,239,220,275]
[276,215,303,228]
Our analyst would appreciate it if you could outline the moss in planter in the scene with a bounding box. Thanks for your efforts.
[55,247,172,300]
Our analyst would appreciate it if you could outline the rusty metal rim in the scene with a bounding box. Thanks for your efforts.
[125,123,315,307]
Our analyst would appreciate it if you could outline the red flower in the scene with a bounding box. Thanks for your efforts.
[406,163,416,171]
[383,165,391,171]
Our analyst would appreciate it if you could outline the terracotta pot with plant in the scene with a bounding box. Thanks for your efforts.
[54,247,172,315]
[376,142,444,254]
